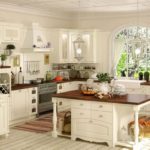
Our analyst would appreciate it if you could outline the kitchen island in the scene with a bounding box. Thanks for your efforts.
[52,90,150,150]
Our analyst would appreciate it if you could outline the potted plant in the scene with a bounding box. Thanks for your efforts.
[144,71,149,82]
[5,44,15,56]
[138,72,143,80]
[96,73,113,83]
[0,54,7,66]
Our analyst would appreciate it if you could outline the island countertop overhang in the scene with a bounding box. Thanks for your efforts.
[52,90,150,105]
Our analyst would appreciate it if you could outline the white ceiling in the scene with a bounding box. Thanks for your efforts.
[0,0,150,13]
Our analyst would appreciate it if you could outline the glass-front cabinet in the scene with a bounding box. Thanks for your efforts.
[0,67,10,137]
[59,31,70,63]
[51,29,97,63]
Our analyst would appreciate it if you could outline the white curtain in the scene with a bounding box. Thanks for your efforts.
[112,39,125,76]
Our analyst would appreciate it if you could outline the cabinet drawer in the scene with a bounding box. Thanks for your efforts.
[91,102,112,112]
[57,99,71,112]
[92,110,112,123]
[72,108,91,119]
[71,100,91,109]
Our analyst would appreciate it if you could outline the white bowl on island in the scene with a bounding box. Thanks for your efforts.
[114,79,146,89]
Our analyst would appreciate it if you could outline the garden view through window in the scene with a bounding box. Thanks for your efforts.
[115,26,150,78]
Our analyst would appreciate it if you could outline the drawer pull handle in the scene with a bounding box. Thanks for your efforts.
[32,99,36,103]
[99,115,103,118]
[99,105,103,108]
[80,113,84,115]
[59,85,62,89]
[59,101,62,105]
[32,90,36,94]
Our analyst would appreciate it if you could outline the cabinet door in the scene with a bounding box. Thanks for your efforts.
[0,102,8,135]
[11,89,29,120]
[57,98,71,112]
[72,119,112,141]
[3,26,20,42]
[59,32,69,63]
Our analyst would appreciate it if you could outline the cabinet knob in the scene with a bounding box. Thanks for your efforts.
[59,85,62,89]
[59,101,62,105]
[80,113,84,115]
[99,115,103,118]
[99,105,103,108]
[80,103,83,106]
[89,120,92,123]
[32,99,36,103]
[32,90,36,94]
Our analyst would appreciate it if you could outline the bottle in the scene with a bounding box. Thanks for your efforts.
[18,67,23,84]
[46,71,51,81]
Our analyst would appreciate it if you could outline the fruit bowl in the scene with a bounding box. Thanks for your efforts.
[81,90,96,96]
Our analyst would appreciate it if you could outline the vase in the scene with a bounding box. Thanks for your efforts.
[99,82,110,94]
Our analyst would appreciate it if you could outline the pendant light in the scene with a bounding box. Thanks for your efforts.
[73,0,85,61]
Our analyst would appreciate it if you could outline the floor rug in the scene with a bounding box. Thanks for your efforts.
[13,111,67,133]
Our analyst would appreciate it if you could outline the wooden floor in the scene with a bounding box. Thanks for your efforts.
[0,129,130,150]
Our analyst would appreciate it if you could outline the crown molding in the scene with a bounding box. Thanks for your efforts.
[0,2,150,21]
[73,10,150,20]
[0,3,74,20]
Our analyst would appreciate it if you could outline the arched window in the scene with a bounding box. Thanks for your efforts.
[114,26,150,78]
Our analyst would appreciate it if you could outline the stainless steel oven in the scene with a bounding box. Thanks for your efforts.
[38,82,57,115]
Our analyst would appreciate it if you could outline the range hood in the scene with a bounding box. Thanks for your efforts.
[22,23,53,53]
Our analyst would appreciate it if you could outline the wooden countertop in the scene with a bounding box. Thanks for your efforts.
[0,66,11,68]
[52,90,150,105]
[141,81,150,86]
[11,84,37,90]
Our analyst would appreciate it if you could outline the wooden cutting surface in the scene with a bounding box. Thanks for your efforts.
[52,90,150,105]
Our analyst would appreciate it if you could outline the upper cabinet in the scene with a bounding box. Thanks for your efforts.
[0,23,22,44]
[2,26,20,42]
[51,29,97,63]
[49,29,70,63]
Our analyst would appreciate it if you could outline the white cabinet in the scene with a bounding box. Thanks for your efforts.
[50,29,70,63]
[57,82,78,112]
[0,67,11,137]
[57,98,71,112]
[10,87,38,124]
[2,26,20,42]
[57,82,79,94]
[0,96,9,136]
[51,29,97,63]
[11,89,29,121]
[71,100,113,146]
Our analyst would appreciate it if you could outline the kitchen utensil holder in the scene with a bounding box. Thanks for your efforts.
[24,61,40,75]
